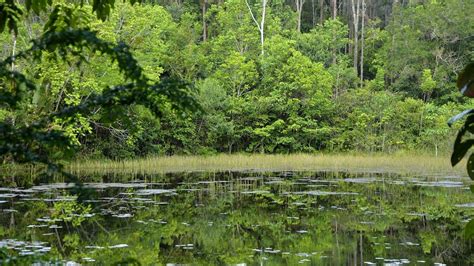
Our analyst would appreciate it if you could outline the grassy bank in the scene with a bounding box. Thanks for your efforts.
[67,153,467,176]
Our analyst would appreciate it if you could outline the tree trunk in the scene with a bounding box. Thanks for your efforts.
[359,233,363,266]
[354,238,357,266]
[351,0,360,72]
[331,0,337,19]
[11,33,17,71]
[296,0,305,32]
[202,0,208,41]
[260,0,267,55]
[360,0,365,84]
[246,0,268,56]
[319,0,324,23]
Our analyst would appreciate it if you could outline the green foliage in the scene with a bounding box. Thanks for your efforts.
[297,18,350,67]
[373,0,472,102]
[0,2,198,170]
[1,0,143,34]
[466,220,474,239]
[419,231,436,254]
[420,69,437,101]
[420,69,436,93]
[52,200,92,227]
[0,0,472,160]
[0,0,23,34]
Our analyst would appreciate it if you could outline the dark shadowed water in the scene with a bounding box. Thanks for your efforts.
[0,171,473,265]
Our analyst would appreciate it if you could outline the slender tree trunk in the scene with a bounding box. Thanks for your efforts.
[354,239,357,266]
[351,0,360,72]
[331,0,337,19]
[246,0,268,56]
[202,0,208,41]
[9,32,17,95]
[360,233,363,266]
[260,0,267,55]
[295,0,305,32]
[311,0,316,26]
[9,212,15,228]
[360,0,365,84]
[319,0,324,23]
[11,33,17,71]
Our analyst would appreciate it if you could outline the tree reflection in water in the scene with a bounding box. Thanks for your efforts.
[0,171,472,265]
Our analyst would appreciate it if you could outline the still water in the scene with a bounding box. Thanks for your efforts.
[0,171,472,265]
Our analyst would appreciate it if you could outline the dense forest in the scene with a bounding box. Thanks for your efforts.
[1,0,473,160]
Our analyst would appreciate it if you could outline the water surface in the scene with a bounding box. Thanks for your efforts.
[0,171,472,265]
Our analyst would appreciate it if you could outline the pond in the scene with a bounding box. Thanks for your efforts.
[0,171,472,265]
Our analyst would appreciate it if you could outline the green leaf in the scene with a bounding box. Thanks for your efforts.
[465,220,474,239]
[451,138,474,167]
[451,116,474,166]
[468,153,474,180]
[0,2,23,35]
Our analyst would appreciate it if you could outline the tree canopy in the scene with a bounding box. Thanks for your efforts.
[0,0,198,172]
[0,0,473,164]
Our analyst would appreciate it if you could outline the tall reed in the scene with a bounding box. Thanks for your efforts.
[67,153,466,176]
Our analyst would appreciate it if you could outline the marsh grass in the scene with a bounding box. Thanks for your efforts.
[67,153,467,176]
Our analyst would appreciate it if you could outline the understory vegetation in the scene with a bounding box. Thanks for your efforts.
[1,0,472,161]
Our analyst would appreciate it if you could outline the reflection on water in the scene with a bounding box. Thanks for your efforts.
[0,171,473,264]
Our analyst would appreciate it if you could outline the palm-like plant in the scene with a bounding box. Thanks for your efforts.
[448,62,474,238]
